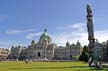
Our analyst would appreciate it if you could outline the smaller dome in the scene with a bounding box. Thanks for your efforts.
[31,40,35,45]
[39,29,51,43]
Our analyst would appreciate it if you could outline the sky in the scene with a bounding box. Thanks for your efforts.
[0,0,108,48]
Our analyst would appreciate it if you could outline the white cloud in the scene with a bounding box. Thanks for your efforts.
[26,32,42,40]
[57,22,86,32]
[52,23,108,46]
[71,23,86,31]
[6,29,34,35]
[53,22,88,46]
[52,31,88,46]
[95,30,108,43]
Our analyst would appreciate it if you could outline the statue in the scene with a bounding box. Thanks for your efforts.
[87,4,92,14]
[87,4,94,40]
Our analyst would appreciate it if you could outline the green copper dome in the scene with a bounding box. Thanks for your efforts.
[39,29,51,43]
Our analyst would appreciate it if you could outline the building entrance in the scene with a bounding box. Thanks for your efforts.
[37,52,40,57]
[70,55,72,60]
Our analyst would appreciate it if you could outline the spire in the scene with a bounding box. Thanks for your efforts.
[96,39,98,42]
[77,40,79,43]
[107,40,108,45]
[66,40,70,46]
[77,40,81,46]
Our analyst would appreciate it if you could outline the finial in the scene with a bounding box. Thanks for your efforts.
[96,39,98,42]
[44,28,47,32]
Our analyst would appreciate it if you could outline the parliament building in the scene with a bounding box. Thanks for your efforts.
[8,29,82,61]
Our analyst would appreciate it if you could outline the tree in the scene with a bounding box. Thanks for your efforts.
[79,46,89,62]
[106,47,108,61]
[106,41,108,61]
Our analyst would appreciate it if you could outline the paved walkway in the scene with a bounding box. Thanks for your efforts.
[102,62,108,64]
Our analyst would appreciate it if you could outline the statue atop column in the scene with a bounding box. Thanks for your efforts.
[86,4,98,67]
[87,4,95,41]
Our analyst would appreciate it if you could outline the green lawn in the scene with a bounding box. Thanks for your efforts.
[0,61,107,71]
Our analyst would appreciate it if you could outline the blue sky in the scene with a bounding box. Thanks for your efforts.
[0,0,108,48]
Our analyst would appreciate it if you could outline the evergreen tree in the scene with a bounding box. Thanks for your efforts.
[106,47,108,60]
[106,41,108,60]
[79,46,89,62]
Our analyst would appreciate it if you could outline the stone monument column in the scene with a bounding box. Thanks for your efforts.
[86,4,98,67]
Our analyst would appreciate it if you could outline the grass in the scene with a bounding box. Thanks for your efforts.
[0,61,107,71]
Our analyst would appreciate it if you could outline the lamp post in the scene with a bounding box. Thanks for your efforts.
[44,39,48,60]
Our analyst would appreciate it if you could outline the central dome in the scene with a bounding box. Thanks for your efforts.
[39,29,51,44]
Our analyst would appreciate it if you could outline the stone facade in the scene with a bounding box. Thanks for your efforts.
[9,29,82,61]
[8,45,25,60]
[54,41,82,60]
[103,43,108,61]
[54,46,67,60]
[91,40,108,61]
